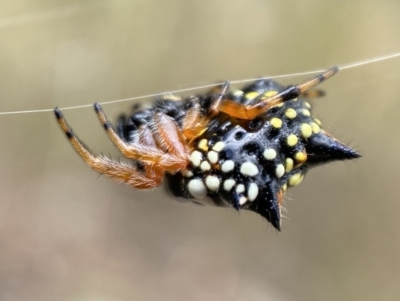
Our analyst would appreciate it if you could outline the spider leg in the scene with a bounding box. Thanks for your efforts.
[54,108,162,189]
[136,124,165,180]
[217,67,339,120]
[180,82,230,141]
[208,81,230,116]
[93,103,189,172]
[151,111,189,157]
[302,89,326,98]
[180,103,208,141]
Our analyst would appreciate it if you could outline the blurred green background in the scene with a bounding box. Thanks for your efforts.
[1,1,400,300]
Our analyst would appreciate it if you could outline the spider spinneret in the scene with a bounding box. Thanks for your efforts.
[55,66,360,230]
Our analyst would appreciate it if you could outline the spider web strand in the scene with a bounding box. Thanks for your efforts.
[1,51,399,116]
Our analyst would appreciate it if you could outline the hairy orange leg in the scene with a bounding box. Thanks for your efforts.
[152,112,189,159]
[181,81,230,141]
[54,108,162,189]
[136,125,164,181]
[94,103,189,171]
[218,67,339,120]
[181,104,209,141]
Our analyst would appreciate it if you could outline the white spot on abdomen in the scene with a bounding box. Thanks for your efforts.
[190,151,203,167]
[239,196,248,205]
[240,162,259,176]
[221,160,235,173]
[207,151,219,164]
[275,164,285,178]
[212,141,225,152]
[223,179,236,191]
[188,179,207,199]
[200,161,211,171]
[263,148,277,160]
[236,184,245,193]
[205,175,220,191]
[248,183,259,201]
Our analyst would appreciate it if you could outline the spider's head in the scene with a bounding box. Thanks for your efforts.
[169,80,360,230]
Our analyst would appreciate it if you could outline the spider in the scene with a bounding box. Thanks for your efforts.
[54,66,360,230]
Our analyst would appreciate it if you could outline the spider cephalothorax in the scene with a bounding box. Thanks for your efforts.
[55,67,360,230]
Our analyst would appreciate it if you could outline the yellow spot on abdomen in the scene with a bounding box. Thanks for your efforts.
[285,108,297,119]
[270,118,282,129]
[263,90,278,98]
[301,109,311,117]
[198,139,208,151]
[288,173,304,187]
[294,152,307,162]
[285,158,294,172]
[287,134,298,147]
[311,122,320,134]
[245,91,260,100]
[300,123,313,138]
